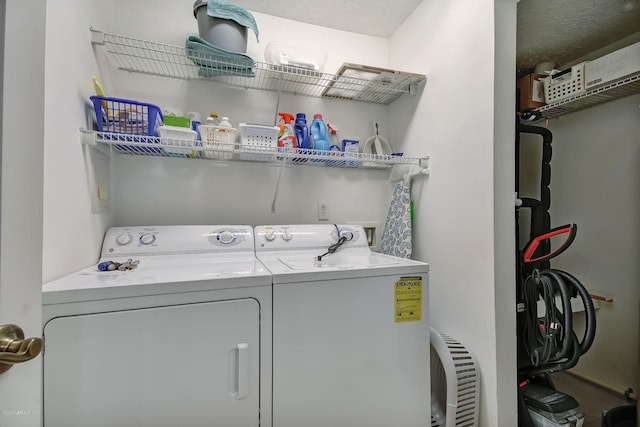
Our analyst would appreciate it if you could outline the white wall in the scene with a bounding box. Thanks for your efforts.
[493,1,519,424]
[389,0,518,425]
[93,2,403,235]
[42,0,112,283]
[546,94,640,395]
[41,0,402,282]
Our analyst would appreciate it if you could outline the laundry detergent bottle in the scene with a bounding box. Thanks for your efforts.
[310,114,330,153]
[294,113,311,154]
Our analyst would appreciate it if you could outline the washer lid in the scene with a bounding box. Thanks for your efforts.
[43,253,271,305]
[257,249,428,284]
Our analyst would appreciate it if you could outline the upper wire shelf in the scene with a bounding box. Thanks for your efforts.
[81,130,428,170]
[91,29,426,105]
[536,71,640,119]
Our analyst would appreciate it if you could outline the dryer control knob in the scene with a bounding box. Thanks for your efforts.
[264,231,276,241]
[281,229,292,241]
[218,231,236,244]
[115,233,132,245]
[139,233,156,245]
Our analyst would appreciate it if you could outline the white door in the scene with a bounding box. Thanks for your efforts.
[0,1,46,426]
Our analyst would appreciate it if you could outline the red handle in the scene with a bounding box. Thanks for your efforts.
[523,224,577,264]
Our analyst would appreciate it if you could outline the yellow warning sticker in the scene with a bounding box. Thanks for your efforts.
[395,276,422,322]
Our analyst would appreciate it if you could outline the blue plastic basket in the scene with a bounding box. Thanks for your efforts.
[90,96,163,153]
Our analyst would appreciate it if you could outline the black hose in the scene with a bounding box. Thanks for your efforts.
[551,269,597,354]
[525,333,581,376]
[519,268,596,377]
[544,270,573,361]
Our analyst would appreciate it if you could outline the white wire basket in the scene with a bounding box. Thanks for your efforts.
[239,123,279,162]
[198,125,237,160]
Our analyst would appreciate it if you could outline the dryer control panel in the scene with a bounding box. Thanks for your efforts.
[101,225,254,256]
[254,224,369,251]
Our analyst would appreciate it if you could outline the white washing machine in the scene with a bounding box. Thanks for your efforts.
[254,224,430,427]
[42,225,272,427]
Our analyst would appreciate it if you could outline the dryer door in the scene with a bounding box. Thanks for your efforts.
[43,298,260,427]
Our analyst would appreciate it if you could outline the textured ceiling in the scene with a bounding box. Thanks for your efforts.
[233,0,423,38]
[235,0,640,74]
[517,0,640,74]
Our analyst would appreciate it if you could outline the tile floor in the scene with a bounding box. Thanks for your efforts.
[550,372,634,427]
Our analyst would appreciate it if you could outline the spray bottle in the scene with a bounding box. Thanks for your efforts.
[327,123,341,152]
[277,112,297,154]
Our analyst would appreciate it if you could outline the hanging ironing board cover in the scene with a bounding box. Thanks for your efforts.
[380,180,412,259]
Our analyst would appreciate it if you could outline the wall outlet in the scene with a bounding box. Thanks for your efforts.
[90,147,111,214]
[318,201,330,221]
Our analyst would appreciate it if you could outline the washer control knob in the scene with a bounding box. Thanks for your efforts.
[340,230,354,241]
[281,229,292,241]
[218,231,236,244]
[264,230,276,241]
[115,233,132,245]
[139,233,156,245]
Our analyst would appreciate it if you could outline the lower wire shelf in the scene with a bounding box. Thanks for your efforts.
[81,129,427,170]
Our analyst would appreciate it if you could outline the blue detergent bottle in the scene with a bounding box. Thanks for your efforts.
[294,113,311,154]
[310,114,330,153]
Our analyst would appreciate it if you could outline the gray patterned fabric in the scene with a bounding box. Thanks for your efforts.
[380,180,412,258]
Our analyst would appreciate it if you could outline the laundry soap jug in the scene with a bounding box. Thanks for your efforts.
[294,113,311,154]
[206,112,220,125]
[218,116,232,128]
[310,114,329,153]
[277,112,297,153]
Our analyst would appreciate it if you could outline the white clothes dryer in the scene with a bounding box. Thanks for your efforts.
[254,224,430,427]
[42,225,272,427]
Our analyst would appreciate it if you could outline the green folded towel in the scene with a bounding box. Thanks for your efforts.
[185,35,255,77]
[207,0,259,42]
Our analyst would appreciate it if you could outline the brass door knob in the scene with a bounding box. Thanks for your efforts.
[0,324,43,374]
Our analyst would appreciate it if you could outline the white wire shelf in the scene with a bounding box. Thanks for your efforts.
[81,130,427,170]
[91,29,426,105]
[536,71,640,119]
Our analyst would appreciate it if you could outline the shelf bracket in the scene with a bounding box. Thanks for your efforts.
[419,156,430,171]
[80,128,97,146]
[90,27,104,46]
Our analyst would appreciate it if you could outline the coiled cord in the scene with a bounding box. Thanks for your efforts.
[316,236,348,261]
[521,268,596,376]
[316,224,348,261]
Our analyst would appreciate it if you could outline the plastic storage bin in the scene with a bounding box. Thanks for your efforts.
[90,96,163,154]
[198,124,238,160]
[264,41,327,73]
[239,124,279,161]
[542,63,587,104]
[157,125,198,157]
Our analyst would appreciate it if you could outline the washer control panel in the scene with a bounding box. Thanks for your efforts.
[254,224,368,251]
[101,225,254,256]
